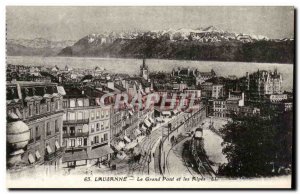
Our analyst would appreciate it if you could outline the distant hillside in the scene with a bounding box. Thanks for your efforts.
[7,38,76,56]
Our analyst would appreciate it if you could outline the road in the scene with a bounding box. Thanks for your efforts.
[165,137,199,177]
[128,112,189,176]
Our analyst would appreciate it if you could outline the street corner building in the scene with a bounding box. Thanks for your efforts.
[7,81,65,176]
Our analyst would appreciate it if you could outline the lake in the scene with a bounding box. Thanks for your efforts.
[6,56,294,91]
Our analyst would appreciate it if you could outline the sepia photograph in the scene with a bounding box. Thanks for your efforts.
[5,6,294,189]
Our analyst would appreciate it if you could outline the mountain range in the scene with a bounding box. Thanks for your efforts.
[7,38,76,56]
[7,26,294,63]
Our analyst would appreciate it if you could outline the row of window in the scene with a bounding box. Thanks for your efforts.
[29,120,60,142]
[63,98,103,108]
[91,133,108,145]
[90,122,109,133]
[65,138,88,147]
[63,109,109,121]
[27,100,61,117]
[63,126,84,135]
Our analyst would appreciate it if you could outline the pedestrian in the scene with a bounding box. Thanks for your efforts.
[153,152,155,158]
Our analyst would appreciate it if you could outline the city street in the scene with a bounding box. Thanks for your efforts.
[128,112,189,176]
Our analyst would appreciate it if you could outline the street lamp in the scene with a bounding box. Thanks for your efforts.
[148,153,151,175]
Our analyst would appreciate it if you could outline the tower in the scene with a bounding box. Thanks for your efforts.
[140,58,149,80]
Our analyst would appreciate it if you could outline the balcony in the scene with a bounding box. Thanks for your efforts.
[63,132,89,138]
[63,119,89,125]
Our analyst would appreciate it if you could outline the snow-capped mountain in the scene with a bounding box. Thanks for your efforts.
[79,26,272,46]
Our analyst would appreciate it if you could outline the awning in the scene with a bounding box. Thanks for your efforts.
[63,150,88,163]
[162,111,171,116]
[88,145,114,159]
[55,141,60,150]
[46,145,52,154]
[135,129,142,136]
[144,120,151,128]
[8,112,19,120]
[148,117,154,123]
[156,117,163,122]
[124,136,131,143]
[28,153,35,164]
[141,125,147,132]
[118,141,126,148]
[35,151,41,160]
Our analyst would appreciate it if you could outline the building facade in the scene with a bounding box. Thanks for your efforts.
[7,81,65,174]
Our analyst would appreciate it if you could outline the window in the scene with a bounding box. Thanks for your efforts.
[35,103,39,115]
[55,101,59,110]
[70,127,75,136]
[47,101,51,112]
[63,139,67,146]
[28,104,33,116]
[63,101,67,108]
[78,138,83,146]
[96,111,100,119]
[77,99,83,107]
[70,99,75,108]
[106,110,109,118]
[91,112,95,120]
[70,139,75,147]
[101,122,104,130]
[55,120,59,132]
[69,112,75,120]
[63,113,66,121]
[104,133,108,141]
[67,161,75,167]
[84,138,87,146]
[101,110,104,118]
[63,127,67,134]
[29,128,33,143]
[94,136,99,143]
[91,124,95,133]
[46,122,51,136]
[78,128,82,133]
[105,121,109,129]
[35,126,40,141]
[77,112,83,120]
[96,123,100,131]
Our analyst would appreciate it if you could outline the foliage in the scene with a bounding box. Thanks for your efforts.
[218,111,293,177]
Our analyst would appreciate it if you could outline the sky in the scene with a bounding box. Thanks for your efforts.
[6,6,294,41]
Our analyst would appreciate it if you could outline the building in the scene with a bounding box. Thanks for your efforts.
[201,82,224,99]
[209,98,227,118]
[196,69,216,85]
[62,86,113,168]
[212,84,224,99]
[7,81,65,173]
[245,69,283,101]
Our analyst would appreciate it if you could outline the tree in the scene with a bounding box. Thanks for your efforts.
[218,112,292,177]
